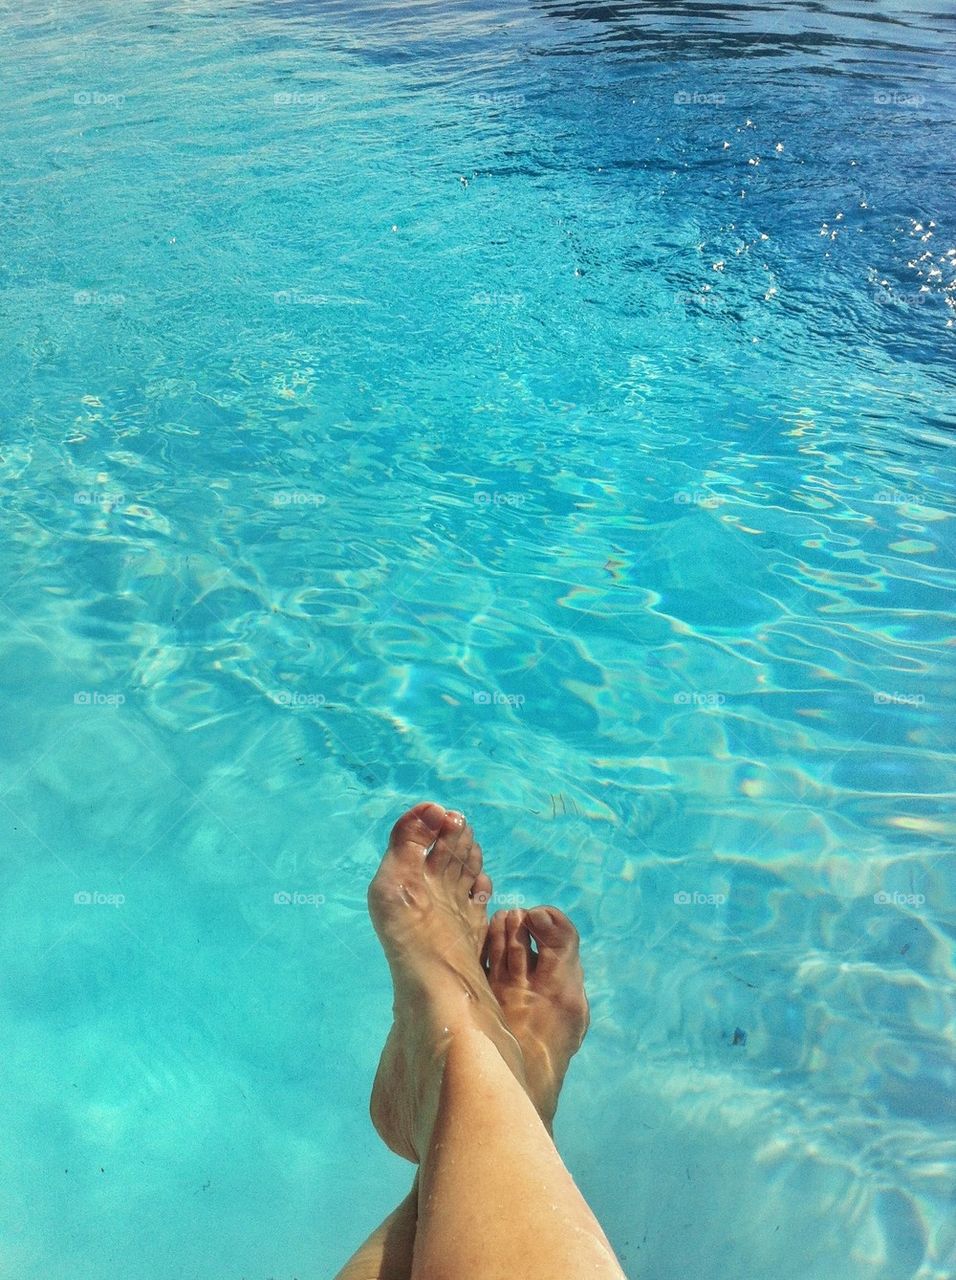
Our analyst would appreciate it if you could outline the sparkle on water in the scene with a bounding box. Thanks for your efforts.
[1,0,955,1277]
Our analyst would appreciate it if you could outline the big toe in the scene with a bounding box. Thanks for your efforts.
[425,809,474,881]
[524,906,580,978]
[386,802,447,862]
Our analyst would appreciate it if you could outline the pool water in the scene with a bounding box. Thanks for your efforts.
[2,0,955,1276]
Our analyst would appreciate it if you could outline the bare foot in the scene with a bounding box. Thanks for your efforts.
[484,906,590,1131]
[368,802,524,1162]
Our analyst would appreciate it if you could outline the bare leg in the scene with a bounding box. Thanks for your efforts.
[333,802,497,1280]
[331,1177,418,1280]
[412,1026,624,1279]
[366,802,625,1280]
[336,888,589,1279]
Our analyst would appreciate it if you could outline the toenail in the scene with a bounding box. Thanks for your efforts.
[446,810,465,828]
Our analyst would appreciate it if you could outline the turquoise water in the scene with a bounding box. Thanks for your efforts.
[2,0,955,1276]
